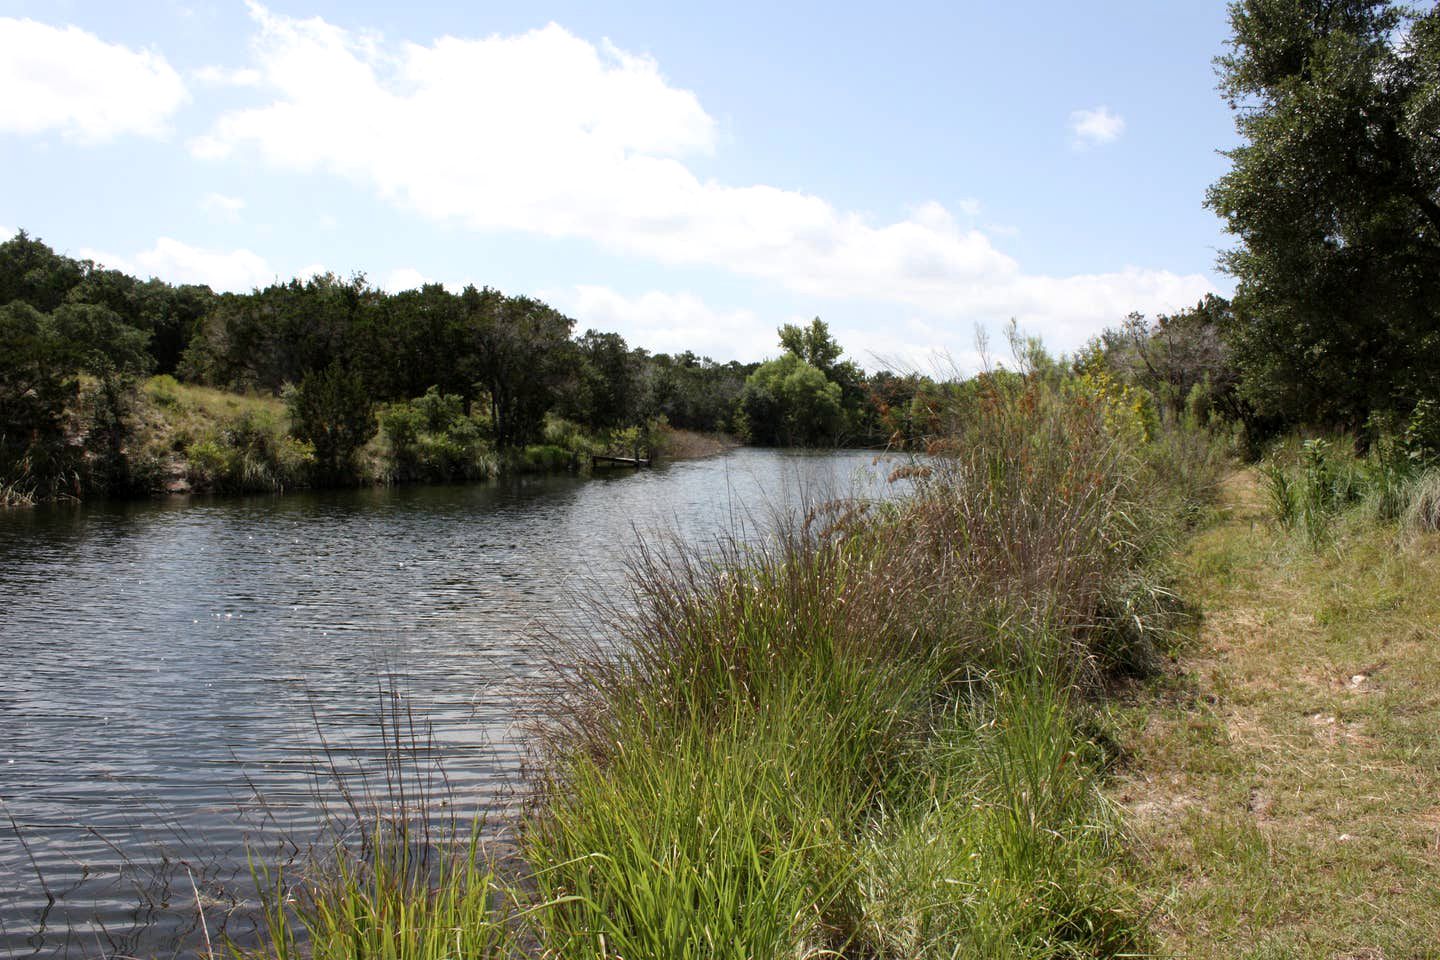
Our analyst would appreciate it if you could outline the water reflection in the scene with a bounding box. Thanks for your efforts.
[0,448,898,957]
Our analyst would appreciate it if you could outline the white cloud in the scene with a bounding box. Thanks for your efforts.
[1,225,13,241]
[383,267,431,292]
[0,18,188,143]
[193,64,262,87]
[200,192,245,221]
[80,237,274,291]
[1068,106,1125,148]
[559,286,782,363]
[560,285,1001,375]
[195,8,1206,350]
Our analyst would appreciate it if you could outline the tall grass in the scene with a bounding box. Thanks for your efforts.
[1257,434,1440,540]
[1403,468,1440,532]
[245,818,511,960]
[517,363,1223,958]
[234,694,521,960]
[855,666,1138,959]
[233,357,1223,959]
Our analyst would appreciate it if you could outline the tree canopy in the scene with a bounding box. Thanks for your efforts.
[1208,0,1440,430]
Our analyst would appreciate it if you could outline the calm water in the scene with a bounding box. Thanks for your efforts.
[0,448,895,958]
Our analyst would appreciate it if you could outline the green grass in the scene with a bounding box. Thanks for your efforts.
[512,373,1221,959]
[237,370,1226,960]
[1110,470,1440,958]
[241,817,514,960]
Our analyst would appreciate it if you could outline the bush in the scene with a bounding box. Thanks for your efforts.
[286,364,376,484]
[185,413,315,493]
[379,387,493,483]
[146,373,183,409]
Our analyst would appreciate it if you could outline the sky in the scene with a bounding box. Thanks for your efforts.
[0,0,1241,372]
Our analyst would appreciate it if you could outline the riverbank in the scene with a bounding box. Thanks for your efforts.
[241,366,1228,958]
[1111,469,1440,957]
[78,377,735,500]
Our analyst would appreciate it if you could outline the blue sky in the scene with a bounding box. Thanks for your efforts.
[0,0,1239,370]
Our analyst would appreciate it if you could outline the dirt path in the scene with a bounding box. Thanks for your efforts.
[1111,470,1440,959]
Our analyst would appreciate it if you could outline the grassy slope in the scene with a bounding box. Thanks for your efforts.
[136,376,289,437]
[1113,470,1440,959]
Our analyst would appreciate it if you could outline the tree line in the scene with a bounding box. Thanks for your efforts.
[0,232,907,502]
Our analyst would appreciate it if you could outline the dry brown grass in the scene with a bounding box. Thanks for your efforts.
[1111,469,1440,959]
[652,424,740,461]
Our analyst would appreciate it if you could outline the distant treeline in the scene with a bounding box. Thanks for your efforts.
[1,231,959,504]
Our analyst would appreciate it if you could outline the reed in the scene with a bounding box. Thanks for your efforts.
[516,364,1222,958]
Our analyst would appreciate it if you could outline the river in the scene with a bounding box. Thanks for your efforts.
[0,448,898,958]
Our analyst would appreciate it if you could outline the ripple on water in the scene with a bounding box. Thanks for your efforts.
[0,448,901,957]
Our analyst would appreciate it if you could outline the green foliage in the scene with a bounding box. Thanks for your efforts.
[558,329,642,431]
[1208,0,1440,430]
[776,317,871,438]
[643,351,755,434]
[379,386,492,483]
[1261,458,1298,528]
[184,413,314,494]
[286,363,376,483]
[739,353,844,446]
[0,271,155,500]
[464,291,576,449]
[1255,428,1440,540]
[1402,397,1440,466]
[516,444,578,474]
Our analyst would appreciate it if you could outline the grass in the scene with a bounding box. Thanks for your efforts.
[245,817,511,960]
[233,363,1228,960]
[1110,469,1440,958]
[130,375,310,494]
[514,368,1223,959]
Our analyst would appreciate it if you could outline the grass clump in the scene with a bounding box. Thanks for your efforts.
[1256,431,1440,541]
[1402,467,1440,532]
[517,357,1225,959]
[856,669,1137,959]
[244,817,512,960]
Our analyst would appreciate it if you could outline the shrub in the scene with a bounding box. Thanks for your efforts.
[184,413,314,493]
[146,373,182,408]
[286,364,376,485]
[1261,459,1298,528]
[518,444,577,474]
[379,387,492,483]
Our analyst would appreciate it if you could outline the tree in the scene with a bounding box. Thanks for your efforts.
[286,363,376,482]
[1207,0,1440,430]
[0,230,84,313]
[739,353,844,446]
[776,317,870,437]
[1085,296,1247,422]
[560,330,640,430]
[0,301,77,452]
[462,290,576,448]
